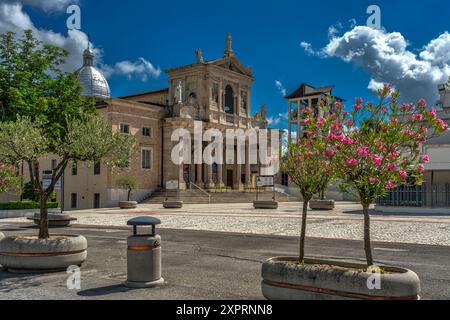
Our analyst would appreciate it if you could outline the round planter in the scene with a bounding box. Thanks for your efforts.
[253,200,278,209]
[28,213,77,227]
[261,257,420,300]
[0,235,87,273]
[119,201,138,209]
[0,232,4,240]
[309,200,335,210]
[163,200,183,209]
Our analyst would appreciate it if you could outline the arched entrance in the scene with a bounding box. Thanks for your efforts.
[224,85,234,114]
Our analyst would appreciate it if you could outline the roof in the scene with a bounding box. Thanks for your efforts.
[118,88,169,99]
[285,83,343,101]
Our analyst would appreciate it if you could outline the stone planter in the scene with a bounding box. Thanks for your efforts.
[261,257,420,300]
[163,200,183,209]
[27,213,77,227]
[309,199,335,210]
[253,200,278,209]
[0,235,87,273]
[0,232,4,240]
[119,201,138,209]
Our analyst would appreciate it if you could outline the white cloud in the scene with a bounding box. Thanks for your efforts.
[112,58,162,81]
[267,112,288,127]
[300,41,317,56]
[275,80,287,97]
[0,2,161,83]
[327,22,342,39]
[0,2,95,72]
[301,26,450,103]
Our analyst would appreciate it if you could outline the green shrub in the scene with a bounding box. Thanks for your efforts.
[0,201,59,210]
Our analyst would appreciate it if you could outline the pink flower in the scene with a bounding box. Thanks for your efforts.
[346,159,358,166]
[335,102,343,108]
[373,155,383,166]
[345,119,353,127]
[317,118,325,126]
[385,181,395,189]
[423,155,430,163]
[418,98,427,108]
[399,171,408,179]
[357,147,370,157]
[353,104,362,111]
[324,150,335,158]
[418,164,424,172]
[369,177,379,183]
[402,103,413,110]
[412,114,423,121]
[295,155,301,161]
[356,98,363,105]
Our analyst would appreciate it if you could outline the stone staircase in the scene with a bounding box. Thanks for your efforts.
[142,189,299,204]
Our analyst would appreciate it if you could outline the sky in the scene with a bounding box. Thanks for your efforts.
[1,0,450,130]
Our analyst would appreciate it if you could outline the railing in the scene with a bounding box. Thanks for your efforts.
[189,182,211,204]
[376,184,450,208]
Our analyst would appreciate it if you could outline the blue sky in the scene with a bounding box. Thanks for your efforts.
[2,0,450,130]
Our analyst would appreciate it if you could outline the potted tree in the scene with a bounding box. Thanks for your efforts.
[0,31,134,273]
[116,175,138,209]
[261,85,447,300]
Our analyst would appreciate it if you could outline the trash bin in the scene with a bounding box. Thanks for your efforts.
[124,216,164,288]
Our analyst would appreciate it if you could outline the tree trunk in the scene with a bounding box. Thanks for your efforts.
[39,193,50,239]
[362,203,374,266]
[299,199,309,263]
[127,188,132,201]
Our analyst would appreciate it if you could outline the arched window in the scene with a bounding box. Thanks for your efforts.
[224,85,234,114]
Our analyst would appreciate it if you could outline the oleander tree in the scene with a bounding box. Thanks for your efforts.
[331,84,448,266]
[0,162,20,194]
[282,100,342,262]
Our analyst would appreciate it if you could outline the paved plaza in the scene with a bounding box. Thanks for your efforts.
[3,202,450,246]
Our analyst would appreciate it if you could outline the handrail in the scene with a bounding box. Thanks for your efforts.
[189,182,211,204]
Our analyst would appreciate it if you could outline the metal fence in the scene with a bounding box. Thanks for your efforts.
[376,184,450,208]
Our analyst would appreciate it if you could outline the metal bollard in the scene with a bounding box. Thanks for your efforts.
[124,216,164,288]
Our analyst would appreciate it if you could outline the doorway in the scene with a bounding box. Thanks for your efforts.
[226,170,233,188]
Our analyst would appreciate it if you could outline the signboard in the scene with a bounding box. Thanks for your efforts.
[256,176,274,187]
[42,171,61,190]
[166,180,179,190]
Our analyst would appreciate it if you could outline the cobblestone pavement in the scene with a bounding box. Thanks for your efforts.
[2,202,450,246]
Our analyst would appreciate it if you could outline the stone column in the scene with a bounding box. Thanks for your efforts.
[288,101,292,144]
[206,164,214,189]
[245,141,252,187]
[217,163,224,187]
[179,164,186,190]
[234,163,243,190]
[196,164,203,186]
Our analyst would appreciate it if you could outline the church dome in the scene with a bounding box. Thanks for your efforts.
[77,47,111,99]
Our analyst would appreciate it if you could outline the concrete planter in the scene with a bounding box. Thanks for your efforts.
[27,213,77,227]
[253,200,278,209]
[309,200,335,210]
[261,257,420,300]
[119,201,138,209]
[0,235,87,273]
[163,200,183,209]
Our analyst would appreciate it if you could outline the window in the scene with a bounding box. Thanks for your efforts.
[72,162,78,176]
[142,148,152,170]
[94,193,100,209]
[211,82,219,103]
[119,123,130,134]
[224,85,234,114]
[142,127,151,137]
[94,161,101,175]
[71,193,77,209]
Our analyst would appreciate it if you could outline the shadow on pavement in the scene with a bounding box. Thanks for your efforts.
[343,208,450,217]
[77,284,135,297]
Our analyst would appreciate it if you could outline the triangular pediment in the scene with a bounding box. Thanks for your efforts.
[212,56,253,78]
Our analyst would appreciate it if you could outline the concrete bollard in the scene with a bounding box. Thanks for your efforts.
[124,216,164,288]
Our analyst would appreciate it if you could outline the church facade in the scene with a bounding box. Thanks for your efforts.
[6,34,273,210]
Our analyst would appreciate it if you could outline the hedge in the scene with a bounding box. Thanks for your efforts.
[0,201,59,210]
